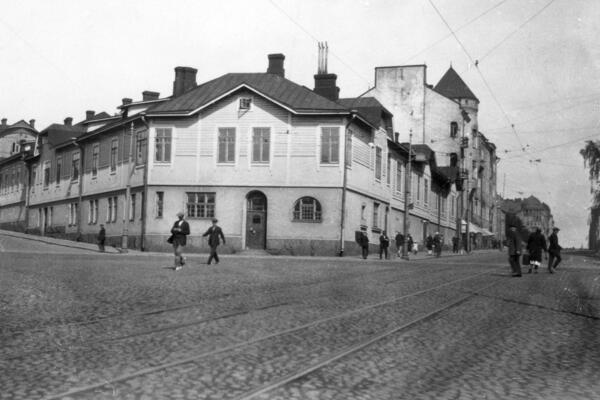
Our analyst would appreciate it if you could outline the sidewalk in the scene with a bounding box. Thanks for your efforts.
[0,228,501,261]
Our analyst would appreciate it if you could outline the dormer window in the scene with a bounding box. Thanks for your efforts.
[239,97,252,111]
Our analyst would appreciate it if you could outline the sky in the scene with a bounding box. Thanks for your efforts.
[1,0,598,247]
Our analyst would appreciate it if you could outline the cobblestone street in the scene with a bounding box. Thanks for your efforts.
[1,234,599,399]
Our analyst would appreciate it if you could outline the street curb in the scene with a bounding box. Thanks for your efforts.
[0,229,121,254]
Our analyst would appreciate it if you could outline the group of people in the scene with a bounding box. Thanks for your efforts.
[506,225,562,277]
[356,230,445,259]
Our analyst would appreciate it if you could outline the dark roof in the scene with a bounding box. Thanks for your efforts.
[338,97,393,128]
[434,67,478,102]
[41,124,86,147]
[149,73,349,115]
[0,120,37,134]
[77,114,140,142]
[86,112,113,122]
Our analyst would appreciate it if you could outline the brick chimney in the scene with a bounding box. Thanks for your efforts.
[313,42,339,101]
[64,117,73,126]
[86,110,95,120]
[122,98,132,106]
[172,67,198,97]
[29,119,35,128]
[142,91,160,101]
[267,54,285,78]
[1,118,7,126]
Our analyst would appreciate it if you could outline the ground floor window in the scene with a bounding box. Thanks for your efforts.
[293,197,322,222]
[156,191,164,218]
[88,199,99,224]
[68,203,78,226]
[186,192,215,218]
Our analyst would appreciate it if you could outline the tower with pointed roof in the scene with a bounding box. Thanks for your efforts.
[434,66,479,129]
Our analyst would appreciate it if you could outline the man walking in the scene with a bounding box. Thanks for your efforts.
[395,231,404,257]
[171,211,190,271]
[547,227,562,273]
[203,218,225,265]
[379,230,390,260]
[97,224,106,252]
[358,228,369,259]
[507,224,522,277]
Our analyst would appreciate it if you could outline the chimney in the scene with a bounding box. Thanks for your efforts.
[267,54,285,77]
[64,117,73,126]
[29,119,35,128]
[313,42,339,101]
[1,118,7,126]
[86,110,95,120]
[172,66,198,97]
[142,91,160,101]
[122,98,132,106]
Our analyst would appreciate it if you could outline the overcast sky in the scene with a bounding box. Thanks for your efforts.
[2,0,598,247]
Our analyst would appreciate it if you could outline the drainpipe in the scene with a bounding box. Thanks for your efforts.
[140,114,150,251]
[121,121,136,252]
[339,111,357,257]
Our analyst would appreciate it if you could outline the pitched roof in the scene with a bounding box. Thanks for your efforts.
[41,124,86,147]
[434,67,478,102]
[0,119,37,134]
[148,73,349,115]
[338,97,393,129]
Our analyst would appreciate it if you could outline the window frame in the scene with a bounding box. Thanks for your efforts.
[375,146,383,181]
[92,143,99,178]
[71,151,80,182]
[292,197,322,223]
[110,138,118,173]
[186,192,216,219]
[251,127,271,164]
[55,156,62,186]
[155,191,164,218]
[217,127,236,164]
[320,127,340,164]
[239,97,252,111]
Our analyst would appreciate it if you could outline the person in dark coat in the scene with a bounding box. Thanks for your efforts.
[203,218,226,265]
[358,230,369,260]
[425,234,434,255]
[452,236,459,253]
[395,231,405,257]
[379,231,390,260]
[433,232,442,257]
[526,227,547,273]
[507,225,522,277]
[171,211,190,270]
[407,234,415,255]
[97,224,106,252]
[547,227,562,273]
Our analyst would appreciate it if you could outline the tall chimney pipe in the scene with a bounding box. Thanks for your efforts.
[267,54,285,78]
[172,67,198,97]
[86,110,95,120]
[64,117,73,126]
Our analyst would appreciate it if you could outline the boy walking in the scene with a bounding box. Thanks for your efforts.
[203,218,226,265]
[171,211,190,270]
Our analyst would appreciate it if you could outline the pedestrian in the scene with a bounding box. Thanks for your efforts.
[433,232,442,257]
[425,234,433,255]
[452,236,458,253]
[526,227,547,274]
[379,230,390,260]
[97,224,106,252]
[170,211,190,271]
[358,229,369,259]
[507,224,522,277]
[203,218,226,265]
[547,227,562,273]
[395,231,405,257]
[407,234,416,255]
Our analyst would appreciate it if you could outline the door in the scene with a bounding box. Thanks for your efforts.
[245,191,267,249]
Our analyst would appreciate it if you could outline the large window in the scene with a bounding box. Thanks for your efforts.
[156,191,164,218]
[155,128,172,162]
[395,162,403,195]
[55,157,62,185]
[110,139,118,172]
[43,162,50,188]
[386,153,391,185]
[68,202,78,226]
[107,196,118,222]
[218,128,236,163]
[129,194,136,221]
[252,127,270,163]
[450,122,458,138]
[320,127,339,164]
[373,202,380,229]
[424,178,429,205]
[88,199,98,224]
[92,144,99,177]
[292,197,322,222]
[71,151,80,181]
[375,146,382,180]
[136,136,147,165]
[186,192,215,218]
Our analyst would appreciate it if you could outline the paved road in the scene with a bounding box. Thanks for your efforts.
[0,234,598,399]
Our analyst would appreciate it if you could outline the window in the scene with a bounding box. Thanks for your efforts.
[88,199,98,224]
[107,196,118,222]
[292,197,322,222]
[386,154,391,185]
[396,162,403,195]
[218,128,236,163]
[450,122,458,138]
[156,191,164,218]
[107,198,112,222]
[375,146,382,180]
[424,178,429,205]
[155,128,172,163]
[451,195,456,218]
[110,138,118,172]
[186,192,215,218]
[71,151,80,181]
[129,194,136,221]
[112,196,118,222]
[252,128,270,163]
[416,175,421,202]
[239,97,252,110]
[320,127,339,164]
[43,162,50,188]
[136,136,147,165]
[373,202,380,229]
[92,144,99,177]
[69,202,78,226]
[55,157,62,185]
[361,203,366,224]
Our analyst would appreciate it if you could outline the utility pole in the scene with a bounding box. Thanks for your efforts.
[121,121,136,252]
[402,129,413,260]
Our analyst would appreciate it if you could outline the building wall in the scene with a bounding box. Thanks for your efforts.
[424,88,462,166]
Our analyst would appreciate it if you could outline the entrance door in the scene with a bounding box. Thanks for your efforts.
[245,191,267,249]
